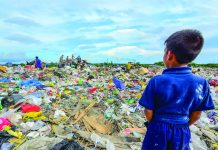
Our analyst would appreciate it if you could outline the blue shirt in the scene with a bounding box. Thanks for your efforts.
[139,67,215,124]
[35,58,42,68]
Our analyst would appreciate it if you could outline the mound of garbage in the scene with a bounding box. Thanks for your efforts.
[0,64,217,150]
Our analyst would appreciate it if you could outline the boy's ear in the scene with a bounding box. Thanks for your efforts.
[166,50,174,61]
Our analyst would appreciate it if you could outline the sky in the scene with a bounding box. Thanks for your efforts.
[0,0,218,64]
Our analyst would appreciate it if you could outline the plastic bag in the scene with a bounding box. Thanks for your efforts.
[90,133,115,150]
[21,104,41,113]
[23,112,46,121]
[88,87,98,93]
[190,133,207,150]
[0,78,11,83]
[4,126,22,139]
[77,79,83,85]
[31,121,46,131]
[17,137,63,150]
[0,103,3,110]
[27,92,44,98]
[0,132,12,148]
[124,99,135,104]
[50,140,84,150]
[54,110,66,119]
[1,96,14,108]
[27,131,40,139]
[25,96,42,106]
[1,142,13,150]
[18,79,43,87]
[20,122,35,133]
[0,118,11,131]
[8,113,22,124]
[113,78,126,90]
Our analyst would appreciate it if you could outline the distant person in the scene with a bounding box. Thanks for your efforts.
[77,56,82,64]
[139,29,215,150]
[35,56,42,69]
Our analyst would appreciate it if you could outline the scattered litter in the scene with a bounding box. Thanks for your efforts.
[0,63,217,149]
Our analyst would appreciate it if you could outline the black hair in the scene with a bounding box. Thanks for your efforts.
[165,29,204,64]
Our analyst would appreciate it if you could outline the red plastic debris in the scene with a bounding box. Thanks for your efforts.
[21,104,41,113]
[88,87,98,93]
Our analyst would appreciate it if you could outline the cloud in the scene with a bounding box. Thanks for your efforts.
[5,33,42,44]
[99,46,161,56]
[92,46,162,63]
[4,17,41,27]
[202,48,218,53]
[0,0,218,63]
[109,29,147,42]
[0,50,30,63]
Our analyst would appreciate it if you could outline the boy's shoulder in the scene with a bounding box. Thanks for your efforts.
[150,73,207,83]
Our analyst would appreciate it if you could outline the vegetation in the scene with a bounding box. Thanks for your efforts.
[153,61,218,68]
[188,62,218,68]
[46,62,58,68]
[154,61,164,66]
[2,61,218,68]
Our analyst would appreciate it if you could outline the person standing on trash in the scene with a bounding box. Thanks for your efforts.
[35,56,42,69]
[139,29,215,150]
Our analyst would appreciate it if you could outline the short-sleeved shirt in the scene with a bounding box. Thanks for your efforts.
[139,67,215,124]
[35,59,42,68]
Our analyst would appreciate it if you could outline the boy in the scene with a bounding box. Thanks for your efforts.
[139,29,215,150]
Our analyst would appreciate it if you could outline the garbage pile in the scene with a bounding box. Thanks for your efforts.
[0,65,217,150]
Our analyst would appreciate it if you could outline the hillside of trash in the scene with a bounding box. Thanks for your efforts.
[0,64,217,150]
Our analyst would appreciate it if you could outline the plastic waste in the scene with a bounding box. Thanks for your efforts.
[9,113,22,124]
[120,104,135,115]
[21,104,41,113]
[20,122,35,133]
[105,99,115,103]
[38,125,51,136]
[27,131,40,139]
[1,96,14,108]
[90,133,115,150]
[54,110,66,118]
[190,133,207,150]
[78,79,83,85]
[196,112,211,128]
[0,109,16,118]
[0,132,12,148]
[1,142,13,150]
[50,140,84,150]
[138,67,149,74]
[112,89,119,95]
[4,126,22,139]
[113,78,126,90]
[88,87,98,93]
[25,97,42,106]
[26,92,44,98]
[81,99,95,104]
[23,112,46,121]
[0,118,11,131]
[16,137,63,150]
[18,79,43,87]
[130,85,141,90]
[124,99,135,104]
[0,78,11,83]
[0,103,3,110]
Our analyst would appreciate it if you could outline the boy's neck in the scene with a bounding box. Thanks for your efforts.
[166,63,188,68]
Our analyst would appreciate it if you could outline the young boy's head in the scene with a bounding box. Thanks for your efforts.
[163,29,204,67]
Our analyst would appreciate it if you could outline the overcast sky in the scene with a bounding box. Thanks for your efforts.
[0,0,218,64]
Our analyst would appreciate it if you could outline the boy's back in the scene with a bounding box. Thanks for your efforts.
[139,29,215,150]
[140,67,214,124]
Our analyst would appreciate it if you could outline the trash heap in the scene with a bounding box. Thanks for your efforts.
[0,65,217,150]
